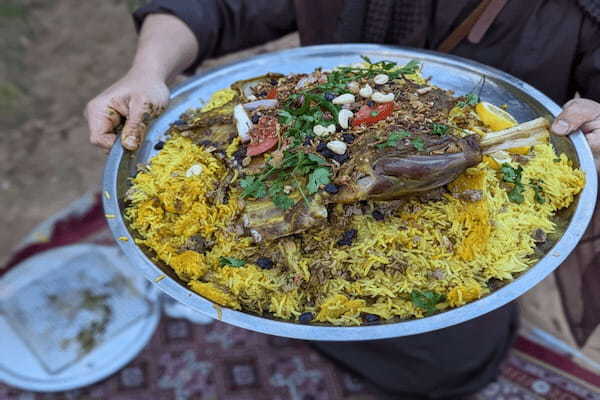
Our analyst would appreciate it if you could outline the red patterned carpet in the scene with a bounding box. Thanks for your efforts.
[1,194,599,400]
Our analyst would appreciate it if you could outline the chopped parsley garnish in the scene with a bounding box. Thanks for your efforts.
[219,256,246,267]
[316,57,421,96]
[307,167,331,194]
[410,290,444,315]
[240,176,267,199]
[377,130,411,149]
[501,163,525,203]
[457,93,479,108]
[431,123,449,136]
[279,93,341,145]
[411,137,426,151]
[272,192,296,210]
[241,150,332,209]
[530,180,546,204]
[507,184,525,203]
[500,163,522,184]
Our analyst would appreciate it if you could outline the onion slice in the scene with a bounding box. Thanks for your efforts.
[295,74,317,89]
[242,99,278,111]
[233,104,253,143]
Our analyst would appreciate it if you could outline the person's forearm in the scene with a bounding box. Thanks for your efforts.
[130,13,199,83]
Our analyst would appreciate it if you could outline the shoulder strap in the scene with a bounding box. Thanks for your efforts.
[437,0,508,53]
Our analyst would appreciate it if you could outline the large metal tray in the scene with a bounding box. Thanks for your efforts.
[103,44,597,340]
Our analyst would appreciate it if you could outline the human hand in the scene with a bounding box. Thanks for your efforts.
[551,98,600,153]
[85,68,169,151]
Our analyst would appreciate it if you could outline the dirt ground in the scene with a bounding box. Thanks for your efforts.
[0,0,298,264]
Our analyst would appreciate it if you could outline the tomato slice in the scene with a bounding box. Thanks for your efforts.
[247,116,278,156]
[266,87,278,99]
[352,102,394,127]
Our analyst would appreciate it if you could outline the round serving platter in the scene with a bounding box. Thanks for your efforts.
[103,44,597,340]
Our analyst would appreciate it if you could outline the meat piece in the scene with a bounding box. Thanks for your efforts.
[532,228,547,243]
[419,187,448,202]
[334,119,549,203]
[242,194,328,242]
[182,235,213,254]
[335,134,482,202]
[453,189,483,202]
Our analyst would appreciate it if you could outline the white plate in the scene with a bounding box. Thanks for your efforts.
[0,244,160,392]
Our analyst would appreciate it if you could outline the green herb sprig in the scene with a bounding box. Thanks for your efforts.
[411,137,426,151]
[431,123,449,136]
[501,163,525,203]
[457,93,479,108]
[219,256,246,267]
[410,290,444,315]
[377,130,411,149]
[240,151,331,209]
[530,180,546,204]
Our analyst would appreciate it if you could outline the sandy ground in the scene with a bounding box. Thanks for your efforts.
[0,0,298,264]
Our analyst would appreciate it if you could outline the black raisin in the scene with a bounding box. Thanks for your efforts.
[324,183,339,194]
[258,90,267,97]
[332,153,350,164]
[363,313,380,323]
[198,139,216,147]
[342,134,355,144]
[154,141,165,150]
[299,312,314,323]
[251,113,260,124]
[337,229,357,246]
[303,135,314,146]
[316,142,327,153]
[256,257,274,270]
[372,210,384,221]
[366,100,375,107]
[324,149,338,159]
[324,92,335,101]
[233,148,247,163]
[270,78,278,86]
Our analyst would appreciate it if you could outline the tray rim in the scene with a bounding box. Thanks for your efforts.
[102,44,597,340]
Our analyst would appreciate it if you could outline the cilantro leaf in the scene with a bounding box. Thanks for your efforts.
[307,167,331,194]
[397,60,420,75]
[508,184,525,204]
[240,176,267,199]
[278,109,294,125]
[411,137,426,151]
[431,123,449,136]
[377,130,410,149]
[410,290,444,315]
[500,163,523,184]
[501,163,526,203]
[530,180,546,204]
[307,153,328,165]
[272,193,295,210]
[457,93,479,108]
[219,256,246,267]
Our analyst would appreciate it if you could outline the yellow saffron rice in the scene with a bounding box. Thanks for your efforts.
[124,134,584,325]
